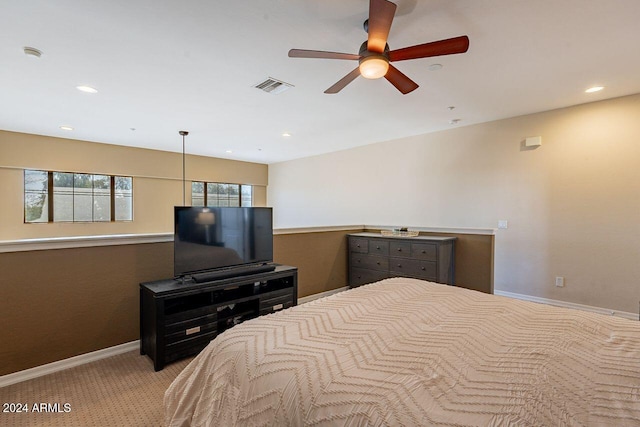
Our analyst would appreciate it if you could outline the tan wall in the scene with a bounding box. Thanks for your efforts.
[273,229,360,298]
[274,228,493,298]
[0,130,268,240]
[0,242,173,376]
[269,94,640,314]
[0,130,270,374]
[1,227,493,375]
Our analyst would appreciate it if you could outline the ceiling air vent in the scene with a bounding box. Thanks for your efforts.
[253,77,294,94]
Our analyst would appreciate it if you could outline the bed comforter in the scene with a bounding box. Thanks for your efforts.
[165,278,640,426]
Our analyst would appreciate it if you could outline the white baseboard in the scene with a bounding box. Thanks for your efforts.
[298,286,349,305]
[494,290,638,321]
[0,341,139,388]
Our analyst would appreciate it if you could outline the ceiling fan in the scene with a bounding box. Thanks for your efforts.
[288,0,469,95]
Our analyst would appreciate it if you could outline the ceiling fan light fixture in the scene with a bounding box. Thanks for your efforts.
[359,56,389,79]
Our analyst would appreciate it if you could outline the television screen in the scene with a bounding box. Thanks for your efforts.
[174,206,273,277]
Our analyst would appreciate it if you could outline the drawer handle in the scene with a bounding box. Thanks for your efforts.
[376,261,380,265]
[357,244,360,247]
[397,248,402,252]
[421,267,425,270]
[397,264,402,268]
[421,250,426,253]
[376,246,380,249]
[186,326,201,336]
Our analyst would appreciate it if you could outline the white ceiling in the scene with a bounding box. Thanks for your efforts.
[1,0,639,164]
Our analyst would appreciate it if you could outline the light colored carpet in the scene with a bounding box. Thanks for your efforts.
[0,351,192,426]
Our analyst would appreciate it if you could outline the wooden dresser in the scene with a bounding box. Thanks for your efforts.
[348,232,456,287]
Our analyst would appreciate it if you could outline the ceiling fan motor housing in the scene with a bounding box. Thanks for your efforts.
[359,41,390,58]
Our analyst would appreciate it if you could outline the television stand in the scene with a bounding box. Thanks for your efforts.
[140,264,297,371]
[191,263,276,283]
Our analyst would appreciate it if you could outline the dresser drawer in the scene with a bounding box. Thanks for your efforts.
[350,268,389,287]
[165,312,217,336]
[165,319,218,345]
[349,237,369,253]
[260,289,294,313]
[390,241,411,257]
[411,243,437,260]
[165,331,217,362]
[390,258,437,280]
[350,254,388,271]
[368,240,389,256]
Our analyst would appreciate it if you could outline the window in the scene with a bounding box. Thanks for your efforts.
[24,170,133,223]
[191,182,252,207]
[114,176,133,221]
[24,170,49,223]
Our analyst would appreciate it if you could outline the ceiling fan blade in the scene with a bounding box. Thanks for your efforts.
[384,64,419,94]
[324,68,361,94]
[288,49,360,60]
[367,0,397,53]
[388,36,470,62]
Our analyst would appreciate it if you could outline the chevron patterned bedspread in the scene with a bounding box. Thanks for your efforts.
[164,278,640,426]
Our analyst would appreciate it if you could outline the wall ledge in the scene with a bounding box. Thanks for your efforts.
[0,224,495,253]
[365,225,496,235]
[0,233,173,253]
[274,225,364,235]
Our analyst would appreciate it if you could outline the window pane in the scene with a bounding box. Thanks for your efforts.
[206,183,219,207]
[53,172,74,222]
[191,181,204,207]
[218,184,230,207]
[241,185,252,207]
[93,175,111,221]
[24,170,48,222]
[74,173,93,221]
[228,184,240,207]
[115,176,133,221]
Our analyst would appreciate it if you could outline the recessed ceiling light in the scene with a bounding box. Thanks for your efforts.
[225,149,233,154]
[428,64,443,71]
[76,85,98,93]
[447,106,456,111]
[60,126,74,131]
[585,86,604,93]
[282,132,291,137]
[449,119,461,125]
[23,46,42,58]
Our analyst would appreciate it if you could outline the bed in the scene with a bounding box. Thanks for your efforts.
[164,278,640,426]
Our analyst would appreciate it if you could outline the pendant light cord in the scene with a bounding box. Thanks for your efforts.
[179,131,189,206]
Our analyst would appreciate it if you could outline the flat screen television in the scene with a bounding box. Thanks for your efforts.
[174,206,274,278]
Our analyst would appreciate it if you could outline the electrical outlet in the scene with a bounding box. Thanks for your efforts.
[555,276,564,287]
[498,220,508,229]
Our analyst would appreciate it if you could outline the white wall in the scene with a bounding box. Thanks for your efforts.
[268,94,640,314]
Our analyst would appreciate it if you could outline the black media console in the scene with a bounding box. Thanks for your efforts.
[140,264,297,371]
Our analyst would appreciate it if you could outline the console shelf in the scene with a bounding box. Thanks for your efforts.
[140,264,297,371]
